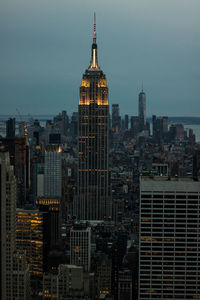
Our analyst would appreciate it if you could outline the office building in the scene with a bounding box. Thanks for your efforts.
[77,15,111,220]
[152,115,168,139]
[6,117,16,138]
[43,264,85,299]
[112,104,121,133]
[139,176,200,299]
[2,137,30,207]
[0,148,16,299]
[16,209,50,276]
[44,145,62,197]
[138,90,146,131]
[36,197,61,248]
[13,251,30,300]
[58,264,84,298]
[124,114,129,130]
[70,223,91,271]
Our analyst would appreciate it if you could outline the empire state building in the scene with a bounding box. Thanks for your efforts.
[77,15,111,220]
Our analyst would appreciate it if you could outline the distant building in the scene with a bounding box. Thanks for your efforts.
[95,253,112,296]
[44,145,62,197]
[70,223,91,272]
[138,91,146,131]
[0,149,16,299]
[6,117,15,138]
[43,264,87,299]
[49,133,61,144]
[70,112,78,137]
[169,123,184,140]
[130,116,139,135]
[58,264,84,298]
[152,115,168,139]
[124,114,129,130]
[13,251,30,300]
[193,149,200,179]
[118,269,132,300]
[36,197,61,248]
[112,104,121,133]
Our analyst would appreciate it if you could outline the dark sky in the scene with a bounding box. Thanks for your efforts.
[0,0,200,117]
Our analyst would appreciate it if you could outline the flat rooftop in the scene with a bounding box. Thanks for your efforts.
[141,176,200,192]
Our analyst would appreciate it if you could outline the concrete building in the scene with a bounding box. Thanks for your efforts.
[44,145,62,197]
[58,264,84,298]
[77,15,111,220]
[139,176,200,299]
[43,264,86,299]
[13,250,30,300]
[70,223,91,272]
[95,253,112,296]
[0,149,17,299]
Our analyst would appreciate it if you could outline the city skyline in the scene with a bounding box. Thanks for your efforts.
[0,0,200,116]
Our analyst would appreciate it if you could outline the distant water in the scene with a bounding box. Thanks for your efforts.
[1,115,200,142]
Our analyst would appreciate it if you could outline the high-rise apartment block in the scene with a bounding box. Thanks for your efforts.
[139,176,200,299]
[77,15,111,220]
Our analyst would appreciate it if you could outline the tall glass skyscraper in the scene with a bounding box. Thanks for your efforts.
[77,15,111,220]
[138,90,146,131]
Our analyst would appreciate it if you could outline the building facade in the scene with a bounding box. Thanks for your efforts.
[77,15,111,220]
[44,145,62,198]
[0,149,16,299]
[138,90,146,131]
[70,223,91,272]
[139,176,200,299]
[16,209,49,277]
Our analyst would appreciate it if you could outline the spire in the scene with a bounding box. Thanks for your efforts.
[93,12,96,44]
[89,12,99,70]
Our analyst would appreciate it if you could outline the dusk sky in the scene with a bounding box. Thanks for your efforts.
[0,0,200,117]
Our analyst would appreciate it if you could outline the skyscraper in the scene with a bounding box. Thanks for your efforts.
[6,117,16,138]
[77,14,111,220]
[139,176,200,299]
[44,145,62,198]
[138,89,146,131]
[112,104,121,133]
[70,223,91,271]
[0,148,16,299]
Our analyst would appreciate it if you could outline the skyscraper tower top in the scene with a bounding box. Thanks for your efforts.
[79,14,108,106]
[88,13,100,71]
